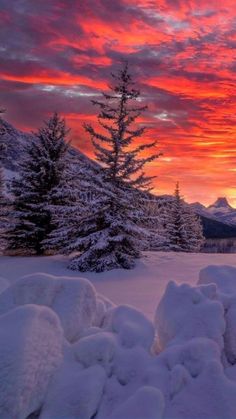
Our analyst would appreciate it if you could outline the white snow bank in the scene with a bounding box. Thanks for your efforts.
[154,278,236,418]
[103,304,155,350]
[110,386,164,419]
[0,272,98,342]
[155,281,225,350]
[199,265,236,296]
[0,304,63,419]
[40,363,106,419]
[1,262,236,418]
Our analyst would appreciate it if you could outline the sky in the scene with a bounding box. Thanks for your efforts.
[0,0,236,206]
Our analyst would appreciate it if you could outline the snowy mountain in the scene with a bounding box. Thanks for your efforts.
[191,197,236,226]
[0,118,32,172]
[0,117,99,175]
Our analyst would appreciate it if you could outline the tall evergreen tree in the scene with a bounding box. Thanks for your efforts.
[6,113,70,255]
[166,182,204,252]
[43,157,102,254]
[67,63,161,272]
[0,153,7,252]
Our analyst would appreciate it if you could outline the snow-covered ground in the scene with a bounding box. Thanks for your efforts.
[1,251,236,319]
[1,252,236,418]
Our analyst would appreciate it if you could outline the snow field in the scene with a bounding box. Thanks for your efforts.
[1,262,236,417]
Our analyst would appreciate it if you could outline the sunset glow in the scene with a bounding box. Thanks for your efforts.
[1,0,236,205]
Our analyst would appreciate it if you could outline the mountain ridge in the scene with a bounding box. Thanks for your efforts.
[191,197,236,226]
[1,117,236,240]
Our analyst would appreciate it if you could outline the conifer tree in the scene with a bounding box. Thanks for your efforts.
[67,63,161,272]
[166,182,204,252]
[6,113,70,255]
[0,153,7,252]
[43,158,102,253]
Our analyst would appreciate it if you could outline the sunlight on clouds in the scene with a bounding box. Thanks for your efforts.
[1,0,236,204]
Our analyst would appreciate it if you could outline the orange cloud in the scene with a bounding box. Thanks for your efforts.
[1,0,236,206]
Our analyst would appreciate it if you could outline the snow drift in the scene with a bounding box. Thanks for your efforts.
[0,273,98,342]
[1,266,236,418]
[0,304,63,419]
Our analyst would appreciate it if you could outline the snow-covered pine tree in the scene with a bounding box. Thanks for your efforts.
[130,193,169,250]
[166,182,204,252]
[165,182,187,251]
[0,147,7,252]
[67,63,161,272]
[6,113,70,255]
[42,156,103,253]
[183,203,205,252]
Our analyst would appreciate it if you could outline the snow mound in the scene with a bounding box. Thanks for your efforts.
[157,337,221,379]
[155,281,225,350]
[165,360,236,419]
[113,345,152,385]
[154,277,236,418]
[199,265,236,295]
[40,363,106,419]
[0,272,98,342]
[110,386,164,419]
[1,265,236,418]
[73,331,117,375]
[199,265,236,364]
[103,304,155,350]
[0,304,63,419]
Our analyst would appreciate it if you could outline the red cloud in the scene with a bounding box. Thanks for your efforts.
[1,0,236,205]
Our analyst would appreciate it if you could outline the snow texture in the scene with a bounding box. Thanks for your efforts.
[40,363,106,419]
[110,386,164,419]
[155,280,225,350]
[103,304,155,350]
[199,264,236,296]
[0,304,63,419]
[74,331,117,375]
[1,261,236,418]
[199,265,236,364]
[0,272,98,342]
[0,276,9,294]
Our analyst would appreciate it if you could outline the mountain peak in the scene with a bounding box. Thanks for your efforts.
[209,197,232,209]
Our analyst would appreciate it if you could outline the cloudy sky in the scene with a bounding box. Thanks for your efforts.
[1,0,236,205]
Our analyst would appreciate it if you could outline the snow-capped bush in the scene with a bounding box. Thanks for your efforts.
[0,304,63,419]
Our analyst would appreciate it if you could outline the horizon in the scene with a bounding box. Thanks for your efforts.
[1,0,236,206]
